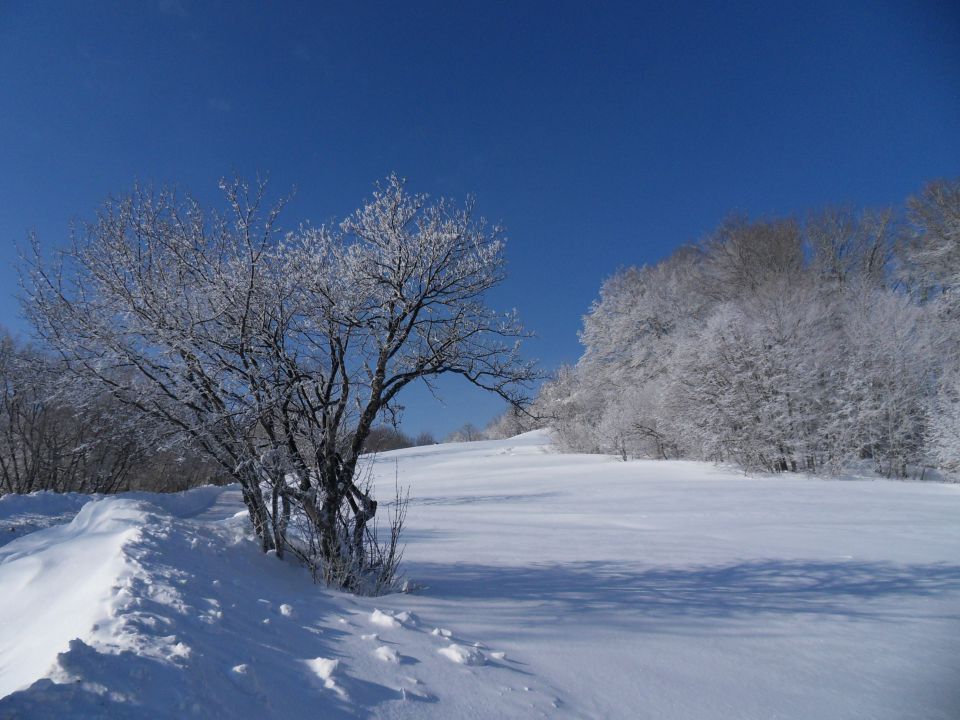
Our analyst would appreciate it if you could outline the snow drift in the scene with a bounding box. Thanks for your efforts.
[1,430,958,719]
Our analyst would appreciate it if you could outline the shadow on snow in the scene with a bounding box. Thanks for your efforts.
[405,558,960,626]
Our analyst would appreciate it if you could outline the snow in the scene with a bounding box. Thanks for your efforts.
[369,609,401,629]
[437,643,486,666]
[304,656,348,699]
[1,430,959,718]
[0,491,94,548]
[372,645,399,663]
[0,499,144,697]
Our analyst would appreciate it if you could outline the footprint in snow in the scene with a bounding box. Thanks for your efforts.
[370,608,418,629]
[437,643,485,666]
[369,609,400,628]
[398,676,434,702]
[304,657,348,700]
[373,645,400,663]
[228,663,266,698]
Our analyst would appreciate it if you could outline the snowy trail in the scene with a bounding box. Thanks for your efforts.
[1,431,959,718]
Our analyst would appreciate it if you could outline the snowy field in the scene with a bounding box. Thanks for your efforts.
[1,430,958,719]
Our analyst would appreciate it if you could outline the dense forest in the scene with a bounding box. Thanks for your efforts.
[528,179,959,476]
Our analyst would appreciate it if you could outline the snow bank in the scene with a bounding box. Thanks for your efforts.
[0,491,92,522]
[0,498,147,696]
[0,491,94,549]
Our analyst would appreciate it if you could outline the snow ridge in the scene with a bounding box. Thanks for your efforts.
[0,485,564,718]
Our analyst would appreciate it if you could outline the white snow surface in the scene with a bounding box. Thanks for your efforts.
[1,429,958,718]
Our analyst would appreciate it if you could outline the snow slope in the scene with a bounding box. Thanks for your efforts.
[1,430,959,718]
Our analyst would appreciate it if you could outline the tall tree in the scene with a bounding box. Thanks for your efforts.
[25,175,536,592]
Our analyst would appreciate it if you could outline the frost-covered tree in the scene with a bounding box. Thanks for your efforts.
[25,175,535,592]
[899,179,960,470]
[929,361,960,471]
[534,364,599,453]
[838,288,934,475]
[445,422,483,443]
[483,405,539,440]
[666,277,840,471]
[540,186,955,477]
[0,331,221,494]
[558,247,707,458]
[900,179,960,314]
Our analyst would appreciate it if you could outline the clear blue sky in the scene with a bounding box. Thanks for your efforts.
[1,1,958,437]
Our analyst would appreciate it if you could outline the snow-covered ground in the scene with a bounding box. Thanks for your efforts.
[1,430,958,719]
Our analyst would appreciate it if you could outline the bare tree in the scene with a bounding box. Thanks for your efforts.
[412,431,436,446]
[363,426,414,453]
[807,207,892,289]
[699,216,804,301]
[0,332,148,495]
[445,422,483,442]
[483,404,539,440]
[24,175,536,593]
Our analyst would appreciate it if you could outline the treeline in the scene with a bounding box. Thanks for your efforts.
[363,426,436,452]
[0,334,447,494]
[0,331,445,494]
[0,333,230,494]
[367,418,522,449]
[534,179,959,476]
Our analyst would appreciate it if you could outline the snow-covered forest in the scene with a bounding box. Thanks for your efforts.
[532,179,960,477]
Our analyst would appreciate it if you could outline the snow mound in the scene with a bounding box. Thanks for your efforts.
[304,657,347,699]
[369,609,401,628]
[278,603,295,618]
[437,643,486,666]
[0,491,98,548]
[0,498,147,697]
[373,645,400,663]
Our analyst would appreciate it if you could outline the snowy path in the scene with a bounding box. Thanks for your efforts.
[1,431,959,718]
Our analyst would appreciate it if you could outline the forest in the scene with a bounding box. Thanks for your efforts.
[526,179,959,477]
[3,179,957,508]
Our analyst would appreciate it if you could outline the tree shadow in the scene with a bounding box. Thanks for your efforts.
[405,558,960,627]
[409,491,561,507]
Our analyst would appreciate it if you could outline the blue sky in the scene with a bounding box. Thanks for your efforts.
[1,1,958,437]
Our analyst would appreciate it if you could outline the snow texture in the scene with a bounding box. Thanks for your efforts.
[1,430,958,718]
